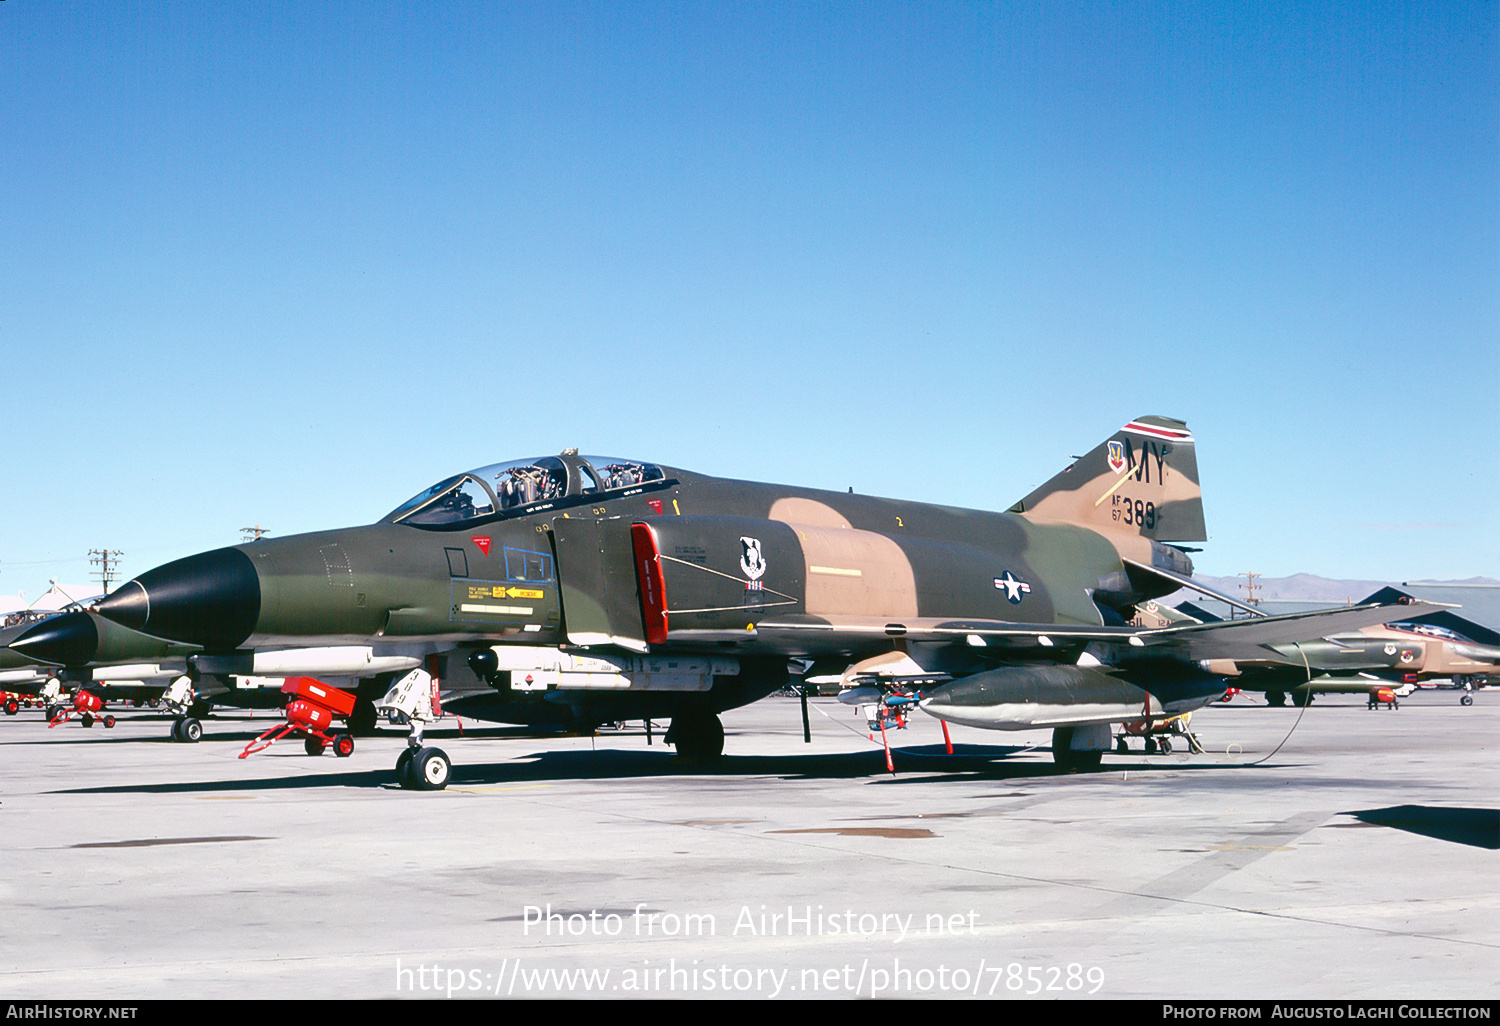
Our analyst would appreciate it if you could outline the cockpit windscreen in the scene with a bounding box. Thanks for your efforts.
[385,455,665,527]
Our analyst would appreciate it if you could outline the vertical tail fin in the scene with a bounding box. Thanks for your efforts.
[1009,416,1206,543]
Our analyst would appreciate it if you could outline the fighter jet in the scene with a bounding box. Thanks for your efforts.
[0,620,56,705]
[1133,603,1499,707]
[89,418,1440,787]
[6,608,435,739]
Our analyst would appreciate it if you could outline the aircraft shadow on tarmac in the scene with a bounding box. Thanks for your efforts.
[45,740,1198,795]
[22,721,571,746]
[1344,805,1500,850]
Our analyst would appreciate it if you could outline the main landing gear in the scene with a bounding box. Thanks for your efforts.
[665,708,725,760]
[1052,724,1107,773]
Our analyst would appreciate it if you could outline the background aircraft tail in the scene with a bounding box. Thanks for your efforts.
[1009,416,1207,544]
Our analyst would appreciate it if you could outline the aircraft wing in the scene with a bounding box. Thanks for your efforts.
[750,615,1132,653]
[750,601,1454,660]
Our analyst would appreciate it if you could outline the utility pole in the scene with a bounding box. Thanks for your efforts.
[1238,571,1262,618]
[89,549,124,594]
[241,526,271,542]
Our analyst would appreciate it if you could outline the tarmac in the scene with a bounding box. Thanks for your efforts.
[1,688,1495,1001]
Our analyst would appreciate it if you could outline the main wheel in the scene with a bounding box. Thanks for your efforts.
[1266,691,1286,707]
[333,734,355,758]
[668,709,725,760]
[304,736,328,756]
[1052,727,1103,772]
[180,718,203,743]
[1461,694,1474,706]
[412,747,451,790]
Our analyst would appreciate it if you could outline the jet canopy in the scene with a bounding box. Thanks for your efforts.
[384,453,667,528]
[1385,622,1474,644]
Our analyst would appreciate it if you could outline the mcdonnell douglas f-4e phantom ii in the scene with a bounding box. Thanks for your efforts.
[87,417,1441,788]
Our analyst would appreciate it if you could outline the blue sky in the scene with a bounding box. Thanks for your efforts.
[1,1,1495,601]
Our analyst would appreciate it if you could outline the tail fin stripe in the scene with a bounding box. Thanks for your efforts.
[1123,421,1193,441]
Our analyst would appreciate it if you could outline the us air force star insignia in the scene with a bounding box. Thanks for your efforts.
[739,537,766,581]
[994,571,1031,604]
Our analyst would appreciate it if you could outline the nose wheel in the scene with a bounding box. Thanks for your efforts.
[171,717,203,743]
[396,745,450,790]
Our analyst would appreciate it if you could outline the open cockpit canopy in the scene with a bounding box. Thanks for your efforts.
[384,453,667,528]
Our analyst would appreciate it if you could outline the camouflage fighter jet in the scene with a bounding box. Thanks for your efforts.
[86,418,1440,788]
[1133,603,1498,707]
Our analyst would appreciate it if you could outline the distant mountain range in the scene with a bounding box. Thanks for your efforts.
[1185,574,1500,605]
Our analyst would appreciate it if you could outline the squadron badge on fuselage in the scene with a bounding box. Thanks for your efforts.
[740,537,767,582]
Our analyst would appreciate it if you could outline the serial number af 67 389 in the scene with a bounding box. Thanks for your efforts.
[1111,495,1157,530]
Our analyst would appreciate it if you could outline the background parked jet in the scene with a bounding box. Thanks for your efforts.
[1132,603,1493,705]
[5,610,427,737]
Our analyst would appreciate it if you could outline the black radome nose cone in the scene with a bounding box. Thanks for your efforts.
[9,611,100,666]
[94,547,261,650]
[96,580,150,633]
